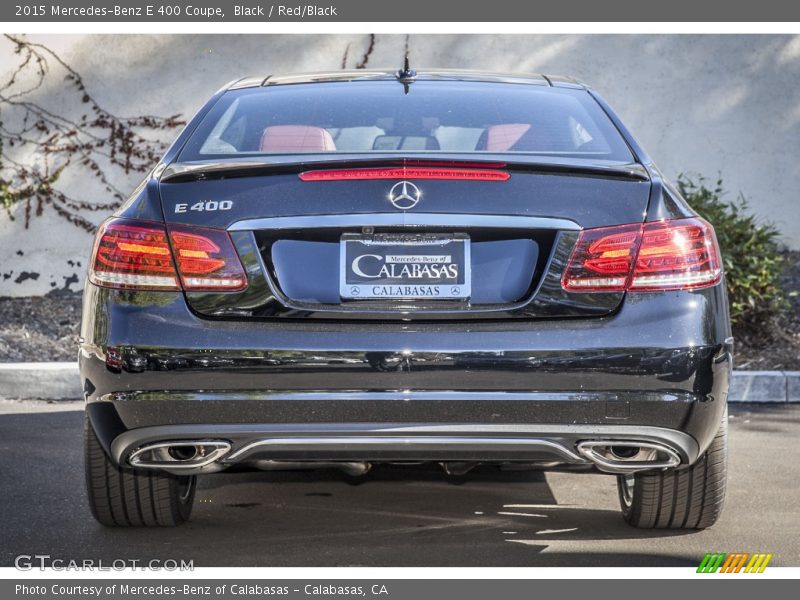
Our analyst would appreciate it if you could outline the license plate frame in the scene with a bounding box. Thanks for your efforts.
[339,233,471,301]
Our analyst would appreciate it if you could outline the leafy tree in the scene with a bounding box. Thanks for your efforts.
[678,175,787,335]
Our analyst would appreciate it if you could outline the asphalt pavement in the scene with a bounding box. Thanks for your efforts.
[1,400,798,567]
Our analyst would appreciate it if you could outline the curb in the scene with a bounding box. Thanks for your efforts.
[728,370,799,403]
[0,362,82,400]
[0,362,798,402]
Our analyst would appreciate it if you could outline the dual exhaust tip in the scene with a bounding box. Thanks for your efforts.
[576,441,681,473]
[128,441,231,472]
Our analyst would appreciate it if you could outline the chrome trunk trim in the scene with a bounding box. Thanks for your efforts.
[227,213,581,232]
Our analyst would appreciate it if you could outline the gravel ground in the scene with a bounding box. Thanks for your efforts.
[1,254,798,367]
[0,292,82,362]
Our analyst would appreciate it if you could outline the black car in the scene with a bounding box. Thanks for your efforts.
[80,68,731,529]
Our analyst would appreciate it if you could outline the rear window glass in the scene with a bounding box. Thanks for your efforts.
[179,80,633,161]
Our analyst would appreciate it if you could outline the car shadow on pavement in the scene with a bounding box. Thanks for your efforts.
[1,409,703,567]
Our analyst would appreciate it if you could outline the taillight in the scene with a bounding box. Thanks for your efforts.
[562,217,722,293]
[562,223,641,292]
[630,218,722,291]
[89,218,246,292]
[90,220,179,290]
[169,225,247,291]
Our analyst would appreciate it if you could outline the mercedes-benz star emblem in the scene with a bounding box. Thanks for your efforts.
[388,180,421,210]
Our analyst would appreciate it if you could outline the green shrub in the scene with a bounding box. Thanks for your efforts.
[677,175,785,334]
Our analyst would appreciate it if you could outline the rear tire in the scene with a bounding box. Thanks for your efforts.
[84,414,196,527]
[617,409,727,529]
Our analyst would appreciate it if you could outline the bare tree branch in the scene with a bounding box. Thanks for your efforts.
[0,34,185,232]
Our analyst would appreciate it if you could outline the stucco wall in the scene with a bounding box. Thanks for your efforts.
[2,34,798,296]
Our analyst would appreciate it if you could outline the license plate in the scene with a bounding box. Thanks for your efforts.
[340,234,471,300]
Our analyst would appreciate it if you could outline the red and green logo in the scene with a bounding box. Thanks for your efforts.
[697,552,773,573]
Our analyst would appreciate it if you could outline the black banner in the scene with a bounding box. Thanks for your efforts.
[3,579,797,600]
[4,0,800,22]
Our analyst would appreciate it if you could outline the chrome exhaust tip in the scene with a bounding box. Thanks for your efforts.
[609,445,642,460]
[577,441,681,473]
[128,440,231,472]
[167,445,198,462]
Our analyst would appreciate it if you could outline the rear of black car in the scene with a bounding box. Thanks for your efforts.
[79,72,732,529]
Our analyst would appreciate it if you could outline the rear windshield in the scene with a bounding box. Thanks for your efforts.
[179,80,634,162]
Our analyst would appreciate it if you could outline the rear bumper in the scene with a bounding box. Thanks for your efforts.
[106,420,696,474]
[79,282,732,471]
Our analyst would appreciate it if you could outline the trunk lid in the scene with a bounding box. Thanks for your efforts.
[158,158,651,320]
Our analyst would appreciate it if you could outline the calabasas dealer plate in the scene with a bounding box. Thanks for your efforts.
[340,233,471,300]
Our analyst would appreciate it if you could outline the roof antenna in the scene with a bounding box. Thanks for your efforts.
[396,50,416,94]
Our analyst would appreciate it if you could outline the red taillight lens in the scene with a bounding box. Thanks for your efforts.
[562,223,641,292]
[630,218,722,291]
[90,219,179,290]
[89,218,247,292]
[169,226,247,291]
[562,217,722,293]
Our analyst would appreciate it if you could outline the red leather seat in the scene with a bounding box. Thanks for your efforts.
[259,125,336,152]
[475,124,531,152]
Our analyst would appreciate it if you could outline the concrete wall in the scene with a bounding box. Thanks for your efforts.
[2,34,799,296]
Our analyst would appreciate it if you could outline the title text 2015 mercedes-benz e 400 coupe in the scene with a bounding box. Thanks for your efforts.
[80,68,731,528]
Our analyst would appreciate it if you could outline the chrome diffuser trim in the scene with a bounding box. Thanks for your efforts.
[225,436,584,462]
